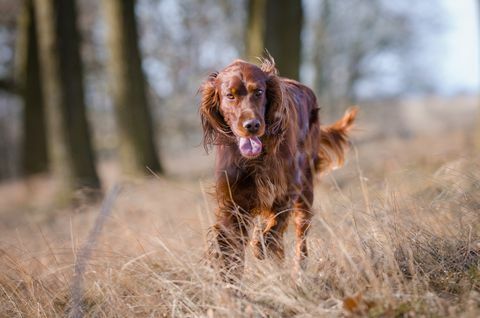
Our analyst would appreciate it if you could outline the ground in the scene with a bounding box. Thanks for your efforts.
[1,97,480,317]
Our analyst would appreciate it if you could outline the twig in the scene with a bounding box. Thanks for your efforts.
[69,185,121,318]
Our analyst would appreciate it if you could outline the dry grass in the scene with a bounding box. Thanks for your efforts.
[1,124,480,317]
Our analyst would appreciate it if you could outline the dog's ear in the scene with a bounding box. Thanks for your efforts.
[261,57,289,153]
[199,72,226,151]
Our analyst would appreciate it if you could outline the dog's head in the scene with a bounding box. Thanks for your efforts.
[199,58,287,159]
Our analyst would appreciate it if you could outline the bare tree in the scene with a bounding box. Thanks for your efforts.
[16,0,48,176]
[265,0,303,80]
[34,0,101,199]
[309,0,427,117]
[103,0,163,176]
[245,0,303,80]
[245,0,266,61]
[312,0,332,112]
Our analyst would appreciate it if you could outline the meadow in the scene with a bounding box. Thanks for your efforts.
[1,97,479,317]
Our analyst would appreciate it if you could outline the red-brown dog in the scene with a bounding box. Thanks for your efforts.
[200,57,357,280]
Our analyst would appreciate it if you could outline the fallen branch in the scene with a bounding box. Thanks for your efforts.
[69,185,122,318]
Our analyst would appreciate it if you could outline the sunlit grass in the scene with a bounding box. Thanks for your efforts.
[1,134,479,317]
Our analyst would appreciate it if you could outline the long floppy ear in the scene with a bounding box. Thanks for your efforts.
[261,56,289,153]
[199,72,227,151]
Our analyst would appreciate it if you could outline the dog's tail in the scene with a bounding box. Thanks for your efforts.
[317,107,358,173]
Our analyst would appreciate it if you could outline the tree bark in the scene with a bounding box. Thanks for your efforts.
[264,0,303,80]
[16,0,48,176]
[0,78,17,94]
[103,0,163,176]
[245,0,266,61]
[313,0,333,116]
[34,0,101,199]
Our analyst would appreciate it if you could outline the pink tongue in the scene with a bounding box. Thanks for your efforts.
[239,136,262,157]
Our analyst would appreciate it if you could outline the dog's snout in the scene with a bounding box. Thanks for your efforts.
[243,119,261,134]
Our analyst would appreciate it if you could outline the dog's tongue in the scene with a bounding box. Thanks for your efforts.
[239,136,262,158]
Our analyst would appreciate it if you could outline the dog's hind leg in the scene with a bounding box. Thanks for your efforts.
[294,172,314,271]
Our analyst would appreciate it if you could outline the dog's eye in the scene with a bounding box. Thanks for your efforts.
[226,93,235,100]
[255,89,263,97]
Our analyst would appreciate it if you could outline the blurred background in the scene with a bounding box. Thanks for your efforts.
[1,2,480,316]
[0,0,478,201]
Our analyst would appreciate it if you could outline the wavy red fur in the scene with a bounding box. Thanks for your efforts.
[199,56,357,281]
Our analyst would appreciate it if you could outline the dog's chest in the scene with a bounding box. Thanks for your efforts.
[251,160,290,209]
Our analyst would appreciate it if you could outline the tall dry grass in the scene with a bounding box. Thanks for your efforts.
[0,131,479,317]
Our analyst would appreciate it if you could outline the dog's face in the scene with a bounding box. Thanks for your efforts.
[200,60,275,159]
[216,61,268,158]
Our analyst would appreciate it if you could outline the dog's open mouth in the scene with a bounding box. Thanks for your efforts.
[239,136,262,158]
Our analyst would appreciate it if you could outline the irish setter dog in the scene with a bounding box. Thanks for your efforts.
[200,57,357,281]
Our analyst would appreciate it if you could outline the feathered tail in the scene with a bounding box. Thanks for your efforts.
[317,107,358,172]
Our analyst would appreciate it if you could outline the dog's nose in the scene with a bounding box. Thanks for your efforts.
[243,119,261,134]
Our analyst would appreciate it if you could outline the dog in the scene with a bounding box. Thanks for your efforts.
[199,56,357,281]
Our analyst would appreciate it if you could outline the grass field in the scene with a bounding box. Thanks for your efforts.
[1,98,480,317]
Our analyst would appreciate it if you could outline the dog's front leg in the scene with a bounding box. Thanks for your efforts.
[208,204,250,283]
[252,199,291,261]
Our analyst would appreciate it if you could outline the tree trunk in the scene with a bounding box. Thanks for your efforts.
[264,0,303,80]
[103,0,163,176]
[34,0,101,199]
[16,0,48,176]
[313,0,333,116]
[245,0,266,61]
[344,44,364,108]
